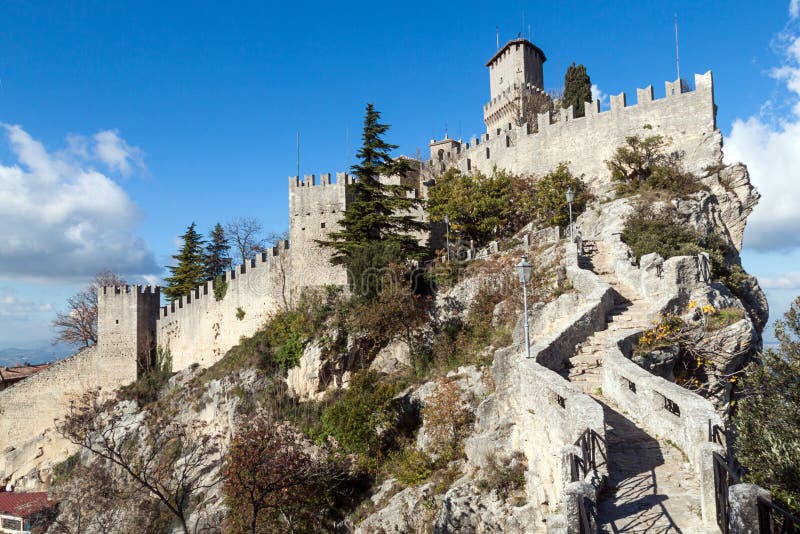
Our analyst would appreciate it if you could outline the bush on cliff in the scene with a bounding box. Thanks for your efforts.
[528,162,590,228]
[607,135,703,198]
[621,204,747,297]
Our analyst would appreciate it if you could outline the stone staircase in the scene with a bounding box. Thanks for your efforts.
[566,241,707,534]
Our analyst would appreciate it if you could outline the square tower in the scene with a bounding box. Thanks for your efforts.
[487,38,546,99]
[484,38,547,131]
[97,285,161,375]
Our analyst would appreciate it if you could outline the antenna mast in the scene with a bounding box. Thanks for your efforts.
[674,14,681,81]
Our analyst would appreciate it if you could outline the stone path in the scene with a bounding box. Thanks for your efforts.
[564,241,707,533]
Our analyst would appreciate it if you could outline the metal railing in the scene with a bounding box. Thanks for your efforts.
[713,451,740,534]
[570,428,607,483]
[758,496,800,534]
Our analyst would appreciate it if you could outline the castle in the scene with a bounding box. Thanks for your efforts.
[0,37,723,487]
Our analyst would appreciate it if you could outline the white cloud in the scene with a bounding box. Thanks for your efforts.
[724,22,800,251]
[791,0,799,18]
[591,84,609,108]
[760,272,800,289]
[93,130,143,176]
[0,287,53,320]
[0,123,159,280]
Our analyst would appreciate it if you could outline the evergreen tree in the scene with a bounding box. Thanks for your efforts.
[562,63,592,118]
[164,223,207,302]
[204,223,231,280]
[319,104,427,270]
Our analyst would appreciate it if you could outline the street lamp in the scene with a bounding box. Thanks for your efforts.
[444,214,450,262]
[517,255,533,359]
[565,187,575,243]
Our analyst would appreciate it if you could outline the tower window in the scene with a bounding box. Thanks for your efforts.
[486,147,490,159]
[466,159,471,171]
[506,136,511,147]
[321,222,326,229]
[115,319,119,324]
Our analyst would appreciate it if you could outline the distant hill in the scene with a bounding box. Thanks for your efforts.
[0,345,73,367]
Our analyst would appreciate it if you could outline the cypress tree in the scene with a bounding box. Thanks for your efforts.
[562,63,592,118]
[319,103,427,266]
[164,222,207,302]
[204,223,231,280]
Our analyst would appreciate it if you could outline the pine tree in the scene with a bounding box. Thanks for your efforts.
[204,223,231,280]
[319,104,427,267]
[164,223,207,302]
[562,63,592,118]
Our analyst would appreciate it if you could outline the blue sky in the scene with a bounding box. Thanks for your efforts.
[0,0,798,350]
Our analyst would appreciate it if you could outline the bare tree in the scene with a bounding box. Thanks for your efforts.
[226,217,267,265]
[51,271,126,347]
[57,391,223,534]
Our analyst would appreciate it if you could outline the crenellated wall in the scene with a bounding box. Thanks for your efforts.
[157,244,290,371]
[430,72,720,186]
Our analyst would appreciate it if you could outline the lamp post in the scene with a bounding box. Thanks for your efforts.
[517,255,533,359]
[444,214,450,262]
[566,187,575,243]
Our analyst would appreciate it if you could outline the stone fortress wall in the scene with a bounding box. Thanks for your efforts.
[430,72,720,186]
[158,243,290,371]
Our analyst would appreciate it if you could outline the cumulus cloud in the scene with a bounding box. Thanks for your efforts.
[760,272,800,290]
[591,84,609,109]
[0,123,159,280]
[93,130,144,176]
[724,16,800,251]
[791,0,799,18]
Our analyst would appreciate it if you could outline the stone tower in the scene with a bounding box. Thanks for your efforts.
[97,285,161,375]
[484,38,547,131]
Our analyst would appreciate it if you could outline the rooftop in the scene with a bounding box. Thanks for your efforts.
[485,38,547,67]
[0,363,51,384]
[0,491,55,518]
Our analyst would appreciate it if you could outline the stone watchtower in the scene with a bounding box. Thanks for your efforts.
[483,38,547,131]
[97,285,161,376]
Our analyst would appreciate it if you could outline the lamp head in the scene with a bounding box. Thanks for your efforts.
[516,255,533,284]
[566,187,575,204]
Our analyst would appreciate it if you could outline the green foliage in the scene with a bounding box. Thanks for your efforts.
[562,63,592,117]
[163,222,207,302]
[313,370,403,465]
[621,205,701,263]
[209,290,339,380]
[736,297,800,514]
[51,452,80,485]
[117,347,173,405]
[705,307,745,331]
[343,240,405,299]
[427,167,534,246]
[385,446,435,487]
[529,162,590,228]
[621,204,748,298]
[607,135,702,197]
[213,274,228,301]
[235,307,245,320]
[319,104,427,268]
[204,223,230,281]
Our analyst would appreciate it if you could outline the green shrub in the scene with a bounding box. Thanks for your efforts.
[312,371,403,466]
[529,162,590,228]
[213,274,228,301]
[386,446,434,487]
[705,307,745,331]
[607,135,703,198]
[117,347,173,405]
[621,205,700,263]
[235,307,245,320]
[51,452,80,484]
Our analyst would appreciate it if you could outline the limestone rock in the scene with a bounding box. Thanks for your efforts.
[370,339,412,374]
[355,483,442,533]
[632,345,679,381]
[286,341,329,400]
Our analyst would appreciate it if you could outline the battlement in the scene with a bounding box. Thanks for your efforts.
[288,172,352,188]
[483,81,547,112]
[159,240,289,320]
[101,285,159,295]
[430,72,717,182]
